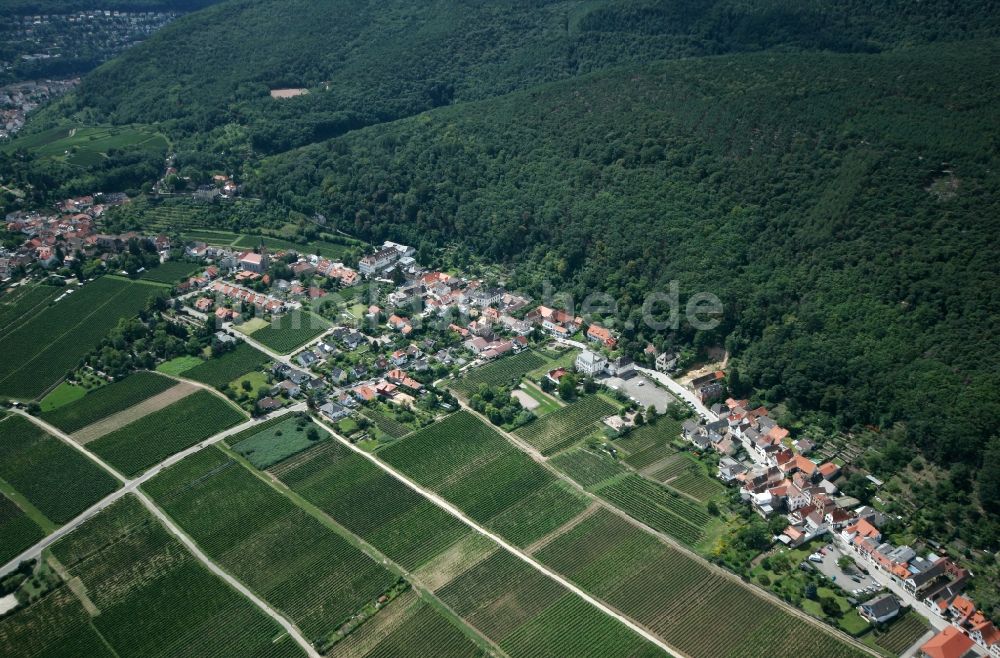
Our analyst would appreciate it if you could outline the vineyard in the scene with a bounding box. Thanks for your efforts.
[871,612,929,654]
[550,448,627,489]
[646,454,726,502]
[41,370,176,433]
[144,448,399,646]
[273,440,471,571]
[89,390,245,476]
[356,603,480,658]
[232,234,358,260]
[617,418,684,468]
[595,474,709,546]
[0,277,163,399]
[180,342,271,388]
[181,229,241,245]
[535,510,867,658]
[484,481,589,548]
[0,416,119,524]
[0,494,44,565]
[0,284,61,336]
[514,396,618,455]
[251,309,331,354]
[450,351,549,394]
[0,495,306,658]
[139,260,202,284]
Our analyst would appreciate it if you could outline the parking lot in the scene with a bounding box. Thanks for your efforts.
[602,373,673,413]
[810,541,881,597]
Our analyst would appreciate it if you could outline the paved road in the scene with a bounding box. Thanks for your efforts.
[310,415,687,658]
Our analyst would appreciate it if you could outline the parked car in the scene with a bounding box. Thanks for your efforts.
[808,554,823,563]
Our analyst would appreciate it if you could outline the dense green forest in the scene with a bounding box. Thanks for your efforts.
[40,0,1000,157]
[252,41,1000,540]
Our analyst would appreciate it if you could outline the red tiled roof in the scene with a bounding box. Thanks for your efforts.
[920,626,975,658]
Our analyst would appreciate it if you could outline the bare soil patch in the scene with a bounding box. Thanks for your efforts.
[72,382,197,445]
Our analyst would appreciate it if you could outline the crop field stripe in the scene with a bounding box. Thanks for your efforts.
[0,416,120,525]
[40,371,176,433]
[0,285,62,339]
[514,396,618,455]
[311,416,683,658]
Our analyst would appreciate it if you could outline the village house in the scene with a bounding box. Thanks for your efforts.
[586,323,617,349]
[575,349,608,376]
[919,626,976,658]
[858,593,901,624]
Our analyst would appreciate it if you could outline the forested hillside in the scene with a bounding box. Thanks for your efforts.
[253,40,1000,537]
[46,0,1000,155]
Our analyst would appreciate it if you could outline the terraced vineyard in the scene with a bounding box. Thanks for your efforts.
[144,448,399,648]
[41,371,176,433]
[535,510,867,658]
[0,494,44,565]
[0,495,305,658]
[272,440,472,570]
[251,309,331,354]
[180,342,271,387]
[0,277,164,399]
[450,351,549,394]
[89,390,245,476]
[514,396,618,455]
[0,416,119,524]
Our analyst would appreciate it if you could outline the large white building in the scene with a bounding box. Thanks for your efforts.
[575,349,608,376]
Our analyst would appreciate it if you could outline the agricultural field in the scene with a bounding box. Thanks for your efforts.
[646,453,725,502]
[181,228,241,245]
[550,448,627,489]
[143,448,399,649]
[450,351,549,394]
[231,414,319,468]
[436,548,663,658]
[1,124,167,166]
[870,612,929,654]
[0,495,305,658]
[0,277,164,400]
[232,234,358,260]
[179,341,271,387]
[0,494,44,565]
[251,309,331,354]
[350,602,481,658]
[483,481,589,548]
[535,510,866,658]
[380,411,557,528]
[40,371,176,433]
[514,396,618,455]
[0,284,61,336]
[272,440,471,571]
[618,417,684,468]
[595,473,710,546]
[139,260,202,284]
[0,416,119,525]
[88,390,245,476]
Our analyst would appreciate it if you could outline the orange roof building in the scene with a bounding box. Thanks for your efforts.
[919,626,975,658]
